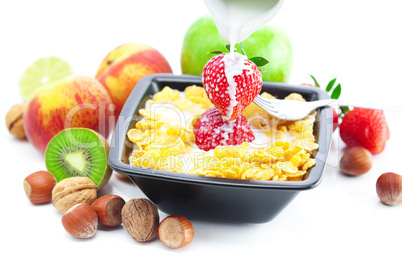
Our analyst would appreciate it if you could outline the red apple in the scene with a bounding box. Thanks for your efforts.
[23,75,114,154]
[95,43,172,117]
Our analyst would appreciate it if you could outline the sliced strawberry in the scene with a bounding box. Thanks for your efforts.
[202,52,262,121]
[194,107,255,151]
[339,108,390,154]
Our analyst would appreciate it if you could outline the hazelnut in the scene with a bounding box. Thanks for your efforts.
[376,172,402,206]
[5,103,26,139]
[92,195,125,227]
[52,177,97,214]
[121,198,159,242]
[62,203,98,238]
[23,171,56,204]
[340,147,372,176]
[158,215,194,249]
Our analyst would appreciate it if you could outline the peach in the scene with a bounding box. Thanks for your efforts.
[95,43,172,117]
[23,75,114,154]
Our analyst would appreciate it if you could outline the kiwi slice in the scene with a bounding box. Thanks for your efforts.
[45,128,112,190]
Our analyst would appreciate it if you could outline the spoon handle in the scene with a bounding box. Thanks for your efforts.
[337,102,402,113]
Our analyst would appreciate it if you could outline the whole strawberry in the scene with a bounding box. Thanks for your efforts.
[339,108,390,154]
[202,52,262,121]
[194,107,255,151]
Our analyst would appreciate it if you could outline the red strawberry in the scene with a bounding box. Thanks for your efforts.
[339,108,390,154]
[194,107,255,151]
[300,83,315,87]
[202,52,262,121]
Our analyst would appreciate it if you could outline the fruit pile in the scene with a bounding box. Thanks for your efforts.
[6,44,172,154]
[6,43,197,248]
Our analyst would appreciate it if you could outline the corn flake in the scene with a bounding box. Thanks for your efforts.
[184,85,207,98]
[284,93,306,102]
[153,86,180,102]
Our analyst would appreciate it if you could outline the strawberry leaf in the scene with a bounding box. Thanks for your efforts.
[325,78,337,92]
[249,57,269,67]
[310,75,341,99]
[208,50,224,55]
[339,106,350,118]
[310,75,321,88]
[331,84,341,99]
[308,75,346,116]
[213,42,269,69]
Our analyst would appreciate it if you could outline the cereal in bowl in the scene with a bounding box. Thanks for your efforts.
[127,85,318,182]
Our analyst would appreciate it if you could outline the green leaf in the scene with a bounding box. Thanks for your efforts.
[207,50,223,55]
[249,57,269,67]
[309,75,342,100]
[331,84,341,99]
[339,106,350,118]
[310,75,321,88]
[325,78,337,92]
[225,43,232,53]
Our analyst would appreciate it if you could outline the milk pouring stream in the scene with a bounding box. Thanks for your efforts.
[204,0,284,48]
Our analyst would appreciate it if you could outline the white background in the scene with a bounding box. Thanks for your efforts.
[1,0,402,267]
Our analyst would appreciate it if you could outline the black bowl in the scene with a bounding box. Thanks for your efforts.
[109,74,333,223]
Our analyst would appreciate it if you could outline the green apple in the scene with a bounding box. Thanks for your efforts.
[181,15,293,82]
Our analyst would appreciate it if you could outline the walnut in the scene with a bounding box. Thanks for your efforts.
[5,104,26,139]
[52,177,97,214]
[121,198,159,242]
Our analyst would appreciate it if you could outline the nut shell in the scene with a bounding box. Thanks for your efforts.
[340,147,372,176]
[92,195,125,227]
[23,171,56,204]
[62,203,98,238]
[158,215,194,249]
[121,198,159,242]
[376,172,402,206]
[5,104,26,139]
[52,177,97,214]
